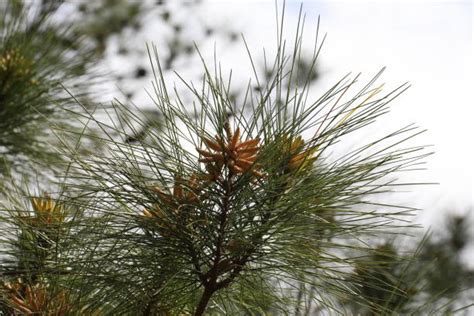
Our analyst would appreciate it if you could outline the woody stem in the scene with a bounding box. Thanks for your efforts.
[194,170,233,316]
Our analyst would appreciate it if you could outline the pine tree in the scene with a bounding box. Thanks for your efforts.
[0,1,472,315]
[0,0,95,180]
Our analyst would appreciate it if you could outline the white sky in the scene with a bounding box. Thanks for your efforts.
[301,1,473,217]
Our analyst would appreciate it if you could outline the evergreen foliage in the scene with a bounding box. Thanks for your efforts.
[0,1,472,315]
[0,1,96,179]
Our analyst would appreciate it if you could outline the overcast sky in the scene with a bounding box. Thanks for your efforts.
[317,1,472,223]
[304,1,472,215]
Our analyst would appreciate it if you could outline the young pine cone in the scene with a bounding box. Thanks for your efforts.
[19,194,66,226]
[197,124,263,178]
[284,135,317,173]
[4,282,70,316]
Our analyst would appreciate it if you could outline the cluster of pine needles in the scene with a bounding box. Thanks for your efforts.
[1,2,472,315]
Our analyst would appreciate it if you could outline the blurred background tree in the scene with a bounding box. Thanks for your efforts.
[0,0,95,180]
[340,212,474,315]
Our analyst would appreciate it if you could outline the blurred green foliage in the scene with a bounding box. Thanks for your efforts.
[342,213,473,315]
[0,1,95,178]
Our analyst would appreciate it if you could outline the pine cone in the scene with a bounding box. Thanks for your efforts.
[197,123,263,178]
